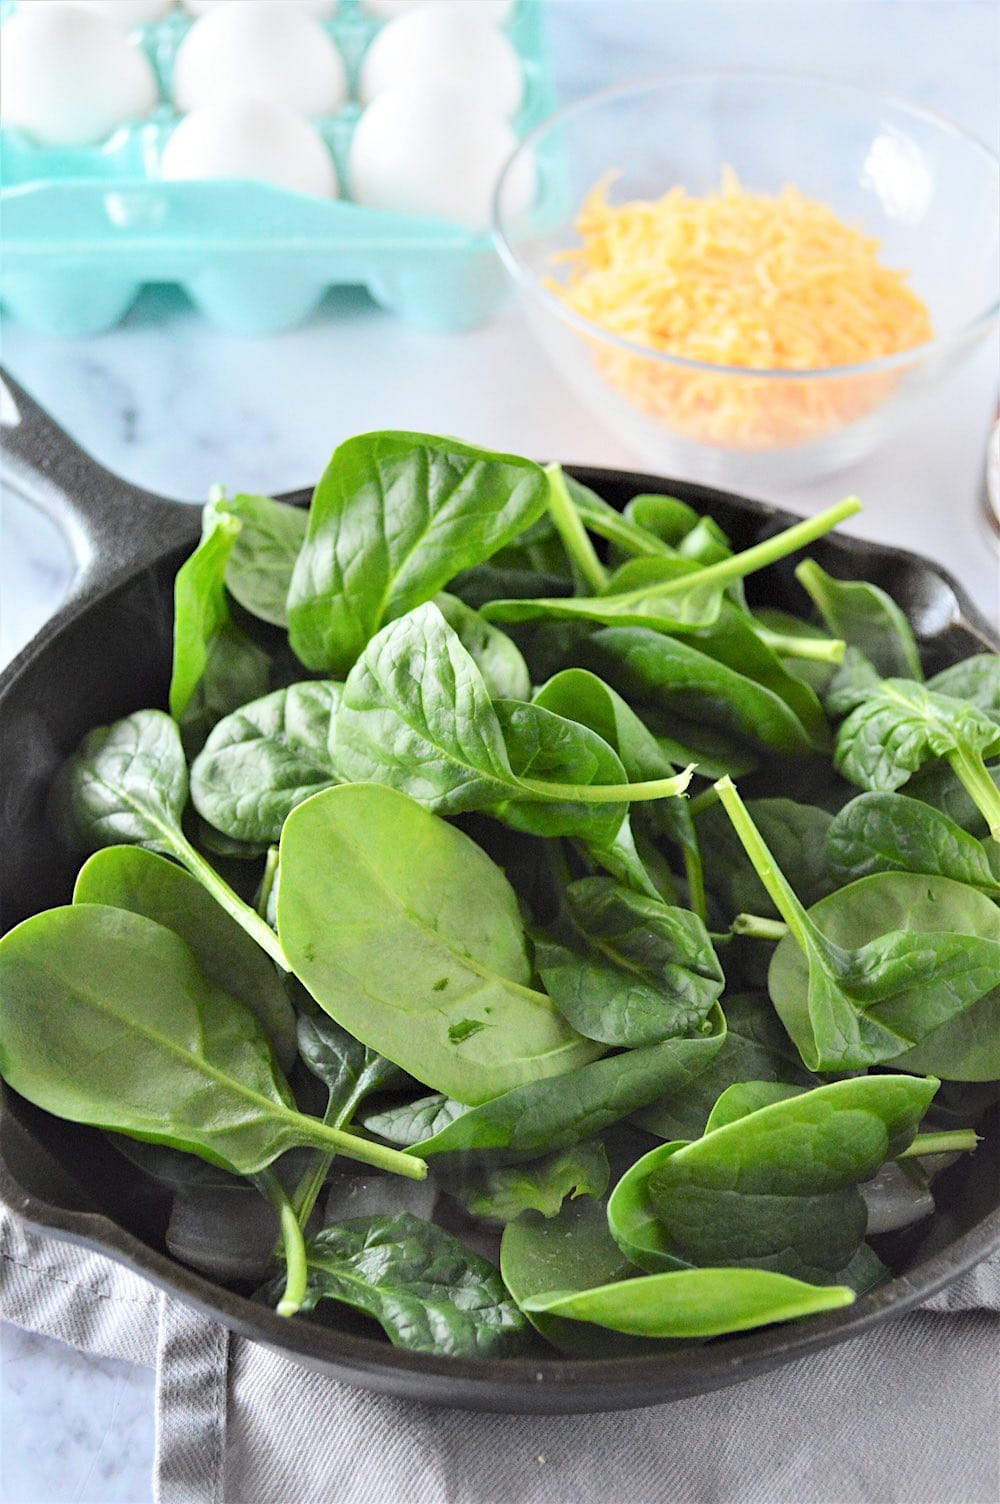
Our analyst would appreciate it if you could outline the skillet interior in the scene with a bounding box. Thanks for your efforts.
[1,467,998,1413]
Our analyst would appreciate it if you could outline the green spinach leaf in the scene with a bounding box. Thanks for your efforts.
[213,491,308,628]
[795,559,923,679]
[445,1140,610,1223]
[0,905,425,1181]
[191,682,342,844]
[73,845,297,1070]
[435,592,531,701]
[287,432,548,673]
[534,878,723,1046]
[825,792,1000,892]
[927,655,1000,723]
[285,1213,528,1356]
[834,680,1000,840]
[277,783,602,1105]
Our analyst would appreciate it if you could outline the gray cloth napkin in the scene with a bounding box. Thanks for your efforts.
[2,1208,998,1504]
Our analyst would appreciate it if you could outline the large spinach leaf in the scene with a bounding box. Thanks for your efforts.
[534,878,723,1046]
[287,433,548,673]
[277,783,602,1105]
[834,680,1000,840]
[825,792,1000,892]
[333,604,690,834]
[519,1268,854,1339]
[365,1010,725,1164]
[191,682,342,844]
[613,1076,933,1283]
[584,628,823,756]
[0,904,425,1181]
[287,1213,528,1356]
[795,560,923,679]
[73,846,297,1071]
[435,592,531,701]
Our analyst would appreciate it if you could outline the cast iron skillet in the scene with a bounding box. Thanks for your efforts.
[2,369,998,1413]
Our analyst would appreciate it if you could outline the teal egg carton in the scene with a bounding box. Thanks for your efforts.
[0,0,554,335]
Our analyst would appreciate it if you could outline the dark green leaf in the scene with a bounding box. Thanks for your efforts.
[927,655,1000,723]
[825,792,1000,892]
[696,798,834,920]
[296,1012,407,1125]
[287,432,548,673]
[534,878,723,1046]
[190,682,342,844]
[795,560,923,680]
[52,709,188,854]
[434,592,531,701]
[215,491,308,628]
[290,1213,528,1357]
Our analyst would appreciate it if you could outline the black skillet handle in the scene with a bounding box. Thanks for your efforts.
[1,367,198,607]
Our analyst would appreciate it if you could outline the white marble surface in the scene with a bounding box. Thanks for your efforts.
[1,3,998,1501]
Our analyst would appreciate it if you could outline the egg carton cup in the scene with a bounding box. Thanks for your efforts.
[0,0,556,335]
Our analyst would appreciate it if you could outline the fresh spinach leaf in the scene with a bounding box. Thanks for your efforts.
[362,1093,469,1147]
[283,1213,528,1357]
[370,1010,725,1165]
[834,680,1000,840]
[534,878,723,1046]
[169,509,270,752]
[333,604,690,833]
[716,777,1000,1073]
[277,783,602,1106]
[633,992,815,1141]
[613,1076,933,1283]
[770,870,1000,1081]
[825,792,1000,892]
[482,500,859,634]
[73,846,297,1071]
[584,628,823,756]
[213,491,308,628]
[519,1268,855,1339]
[52,709,287,968]
[445,1140,610,1223]
[287,433,549,674]
[927,655,1000,723]
[0,905,425,1181]
[795,560,923,679]
[500,1195,657,1356]
[435,592,531,701]
[191,682,342,844]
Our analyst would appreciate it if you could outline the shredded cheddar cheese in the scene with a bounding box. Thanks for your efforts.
[551,170,934,450]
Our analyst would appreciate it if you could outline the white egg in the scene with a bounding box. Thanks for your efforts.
[56,1,176,26]
[161,97,338,196]
[348,82,533,230]
[173,2,347,116]
[362,0,513,23]
[359,6,523,118]
[182,0,337,15]
[0,3,159,147]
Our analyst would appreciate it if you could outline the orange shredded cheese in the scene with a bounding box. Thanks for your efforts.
[551,169,934,450]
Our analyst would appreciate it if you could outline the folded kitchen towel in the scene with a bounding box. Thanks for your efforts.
[2,1208,998,1504]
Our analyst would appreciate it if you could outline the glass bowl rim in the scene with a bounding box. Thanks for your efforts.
[492,67,1000,383]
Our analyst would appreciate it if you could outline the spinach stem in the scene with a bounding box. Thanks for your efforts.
[295,1114,428,1180]
[732,913,789,941]
[898,1130,979,1159]
[288,1077,370,1227]
[165,830,289,969]
[519,766,694,804]
[545,464,608,594]
[682,841,708,924]
[753,624,846,665]
[255,846,279,922]
[712,776,818,957]
[257,1170,309,1317]
[572,507,674,559]
[947,747,1000,843]
[675,498,861,597]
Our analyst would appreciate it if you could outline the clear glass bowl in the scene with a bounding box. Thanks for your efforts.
[494,72,1000,487]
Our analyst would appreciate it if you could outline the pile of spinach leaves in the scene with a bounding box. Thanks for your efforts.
[0,431,993,1361]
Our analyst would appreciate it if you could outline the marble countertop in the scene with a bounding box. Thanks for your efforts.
[1,3,997,1500]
